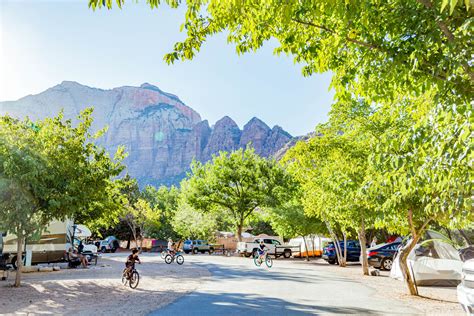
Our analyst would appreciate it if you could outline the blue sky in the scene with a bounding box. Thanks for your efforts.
[0,0,334,135]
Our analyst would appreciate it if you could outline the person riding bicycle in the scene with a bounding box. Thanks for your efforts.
[258,240,268,261]
[167,238,176,256]
[125,249,141,277]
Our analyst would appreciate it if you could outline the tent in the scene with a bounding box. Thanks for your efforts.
[390,230,463,286]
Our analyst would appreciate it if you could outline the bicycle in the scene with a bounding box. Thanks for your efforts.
[160,249,169,260]
[254,252,273,268]
[164,251,184,265]
[121,267,140,289]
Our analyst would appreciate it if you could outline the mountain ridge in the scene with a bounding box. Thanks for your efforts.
[0,82,294,187]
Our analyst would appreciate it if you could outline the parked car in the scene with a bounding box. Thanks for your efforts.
[183,240,214,254]
[237,238,293,258]
[322,240,361,264]
[365,242,401,270]
[99,236,119,253]
[458,259,474,314]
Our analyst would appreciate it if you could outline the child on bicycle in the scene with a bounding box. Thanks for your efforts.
[258,240,268,261]
[125,249,141,277]
[167,238,176,256]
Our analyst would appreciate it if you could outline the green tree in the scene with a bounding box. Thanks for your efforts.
[283,124,378,273]
[182,147,295,241]
[268,199,327,261]
[368,92,473,294]
[141,185,180,239]
[123,198,161,249]
[171,199,218,240]
[89,0,473,103]
[0,110,124,286]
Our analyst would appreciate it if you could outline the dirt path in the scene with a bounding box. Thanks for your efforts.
[0,253,210,315]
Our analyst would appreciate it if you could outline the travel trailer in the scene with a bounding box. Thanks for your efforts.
[2,220,96,268]
[289,236,332,258]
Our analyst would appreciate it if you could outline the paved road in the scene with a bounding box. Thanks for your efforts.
[149,255,418,315]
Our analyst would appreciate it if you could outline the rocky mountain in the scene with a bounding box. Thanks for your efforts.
[0,81,294,186]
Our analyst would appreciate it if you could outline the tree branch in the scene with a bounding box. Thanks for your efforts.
[291,18,381,50]
[416,0,474,81]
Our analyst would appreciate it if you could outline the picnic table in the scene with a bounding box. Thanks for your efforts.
[209,244,233,256]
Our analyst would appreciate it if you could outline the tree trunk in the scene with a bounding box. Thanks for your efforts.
[399,236,420,295]
[358,219,369,276]
[236,219,243,242]
[325,221,344,266]
[459,229,471,245]
[312,235,317,258]
[358,215,369,276]
[132,230,137,249]
[302,235,310,261]
[14,236,24,287]
[341,232,347,267]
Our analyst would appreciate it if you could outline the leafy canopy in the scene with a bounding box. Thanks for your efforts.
[182,147,296,238]
[89,0,473,104]
[0,109,125,238]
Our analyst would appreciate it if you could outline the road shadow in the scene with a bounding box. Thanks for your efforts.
[152,291,382,315]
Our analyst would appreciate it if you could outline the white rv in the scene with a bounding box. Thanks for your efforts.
[2,220,97,268]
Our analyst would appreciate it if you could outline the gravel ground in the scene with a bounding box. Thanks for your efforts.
[0,253,210,316]
[300,258,463,315]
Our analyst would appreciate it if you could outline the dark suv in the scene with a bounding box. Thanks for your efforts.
[183,240,214,254]
[322,240,361,264]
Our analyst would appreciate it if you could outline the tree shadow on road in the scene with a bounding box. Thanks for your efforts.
[153,291,382,315]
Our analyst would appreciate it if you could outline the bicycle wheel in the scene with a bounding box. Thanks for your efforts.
[129,271,140,289]
[253,254,262,267]
[121,269,129,286]
[165,254,173,264]
[265,255,273,268]
[176,254,184,265]
[161,251,167,259]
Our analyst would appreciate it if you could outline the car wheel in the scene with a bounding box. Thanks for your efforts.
[381,258,393,271]
[328,259,336,265]
[111,248,117,253]
[101,246,107,253]
[184,250,190,254]
[192,248,198,255]
[244,253,252,258]
[209,247,214,254]
[283,250,292,259]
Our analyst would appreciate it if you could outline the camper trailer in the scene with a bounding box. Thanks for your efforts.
[289,236,332,258]
[2,220,95,268]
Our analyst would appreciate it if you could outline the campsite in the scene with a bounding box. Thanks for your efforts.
[1,0,472,315]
